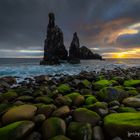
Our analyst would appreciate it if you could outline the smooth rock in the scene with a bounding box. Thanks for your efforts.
[2,105,37,124]
[42,117,66,139]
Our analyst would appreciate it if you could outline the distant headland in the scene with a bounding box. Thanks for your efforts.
[40,13,102,65]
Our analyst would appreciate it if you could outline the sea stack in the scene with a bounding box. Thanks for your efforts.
[40,13,68,65]
[68,32,80,64]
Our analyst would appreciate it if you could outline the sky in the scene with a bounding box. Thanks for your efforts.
[0,0,140,58]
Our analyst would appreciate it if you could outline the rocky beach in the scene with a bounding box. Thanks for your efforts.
[0,66,140,140]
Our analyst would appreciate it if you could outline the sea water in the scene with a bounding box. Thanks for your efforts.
[0,58,140,80]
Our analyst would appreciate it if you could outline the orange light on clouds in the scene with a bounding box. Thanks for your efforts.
[104,48,140,58]
[118,29,139,36]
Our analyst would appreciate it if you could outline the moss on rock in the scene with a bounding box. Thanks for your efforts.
[2,105,37,124]
[42,117,66,140]
[118,107,137,113]
[124,80,140,87]
[85,96,98,105]
[57,84,71,94]
[2,90,18,101]
[35,96,54,104]
[73,108,101,125]
[98,87,128,102]
[0,121,34,140]
[67,122,92,140]
[93,80,113,90]
[104,113,140,139]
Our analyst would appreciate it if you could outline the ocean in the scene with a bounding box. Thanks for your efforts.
[0,58,140,80]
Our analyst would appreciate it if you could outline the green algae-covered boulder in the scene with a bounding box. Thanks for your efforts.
[0,121,34,140]
[85,96,98,105]
[52,106,70,117]
[86,102,107,110]
[93,80,113,90]
[122,97,140,108]
[2,105,37,124]
[42,117,66,140]
[65,92,85,106]
[73,108,101,125]
[16,96,34,102]
[104,113,140,139]
[0,103,12,115]
[2,90,18,101]
[35,96,54,104]
[50,135,71,140]
[37,104,56,118]
[57,84,71,94]
[98,87,128,102]
[118,107,137,113]
[55,96,72,106]
[81,79,92,88]
[67,122,92,140]
[124,80,140,87]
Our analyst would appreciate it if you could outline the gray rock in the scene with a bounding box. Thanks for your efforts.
[93,126,104,140]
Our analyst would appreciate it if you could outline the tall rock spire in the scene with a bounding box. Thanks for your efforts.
[68,32,80,64]
[40,13,68,65]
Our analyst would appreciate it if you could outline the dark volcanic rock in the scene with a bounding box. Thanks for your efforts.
[40,13,68,65]
[68,32,80,64]
[80,46,102,60]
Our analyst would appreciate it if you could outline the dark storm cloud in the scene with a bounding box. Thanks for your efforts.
[0,0,140,57]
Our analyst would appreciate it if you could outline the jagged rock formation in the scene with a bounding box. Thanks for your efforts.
[68,32,80,64]
[40,13,68,65]
[80,46,102,60]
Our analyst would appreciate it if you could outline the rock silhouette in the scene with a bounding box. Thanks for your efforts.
[80,46,102,60]
[40,13,68,65]
[40,13,102,65]
[68,32,80,64]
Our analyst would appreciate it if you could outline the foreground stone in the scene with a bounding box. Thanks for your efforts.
[67,122,92,140]
[42,117,66,139]
[122,97,140,108]
[2,105,37,124]
[104,113,140,139]
[0,121,34,140]
[73,108,101,125]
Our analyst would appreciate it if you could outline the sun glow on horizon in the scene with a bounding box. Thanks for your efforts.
[103,48,140,59]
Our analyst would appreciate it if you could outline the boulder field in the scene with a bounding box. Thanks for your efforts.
[0,67,140,140]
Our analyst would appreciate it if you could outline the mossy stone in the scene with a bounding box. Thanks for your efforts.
[124,80,140,87]
[93,80,113,90]
[37,104,56,118]
[118,107,137,113]
[67,122,92,140]
[0,121,34,140]
[2,105,37,124]
[104,113,140,139]
[86,102,107,110]
[81,79,91,88]
[0,103,12,115]
[73,108,101,125]
[52,106,70,117]
[16,96,34,102]
[122,97,140,107]
[65,93,84,106]
[98,87,128,102]
[35,96,54,104]
[85,96,98,105]
[57,84,71,94]
[2,90,18,101]
[55,96,72,106]
[50,135,71,140]
[42,117,66,140]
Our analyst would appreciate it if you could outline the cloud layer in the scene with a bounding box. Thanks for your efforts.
[0,0,140,58]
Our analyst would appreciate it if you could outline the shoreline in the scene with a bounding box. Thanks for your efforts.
[0,66,140,140]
